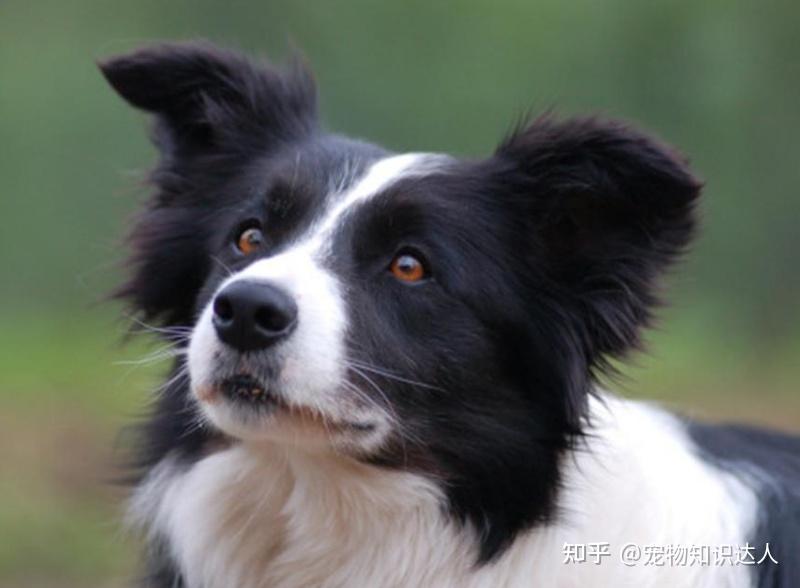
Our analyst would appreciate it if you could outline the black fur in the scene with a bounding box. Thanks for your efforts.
[101,41,711,578]
[101,42,317,327]
[688,423,800,587]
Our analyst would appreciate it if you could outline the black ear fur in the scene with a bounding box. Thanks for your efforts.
[100,42,318,326]
[99,41,317,154]
[495,116,702,361]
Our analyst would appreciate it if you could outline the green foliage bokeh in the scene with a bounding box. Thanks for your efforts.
[0,1,798,585]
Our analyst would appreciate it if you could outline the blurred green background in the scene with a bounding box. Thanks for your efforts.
[1,0,798,585]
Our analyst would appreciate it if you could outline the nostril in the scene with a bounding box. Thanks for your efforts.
[213,295,234,322]
[254,305,294,333]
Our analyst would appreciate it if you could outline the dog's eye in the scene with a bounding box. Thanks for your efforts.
[236,227,264,255]
[389,252,427,283]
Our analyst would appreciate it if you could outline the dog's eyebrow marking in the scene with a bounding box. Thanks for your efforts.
[307,153,447,254]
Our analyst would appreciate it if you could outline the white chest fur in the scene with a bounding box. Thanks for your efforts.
[130,396,759,588]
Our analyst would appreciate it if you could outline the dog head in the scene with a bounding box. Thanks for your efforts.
[102,42,700,558]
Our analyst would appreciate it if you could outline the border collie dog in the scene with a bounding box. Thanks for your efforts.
[101,43,799,587]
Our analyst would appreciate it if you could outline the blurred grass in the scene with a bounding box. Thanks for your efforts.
[618,304,800,431]
[1,0,799,585]
[0,310,159,587]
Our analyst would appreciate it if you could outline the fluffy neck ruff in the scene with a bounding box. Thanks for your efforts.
[130,394,757,588]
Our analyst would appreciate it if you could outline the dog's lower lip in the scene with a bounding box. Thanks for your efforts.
[214,376,376,433]
[220,375,277,404]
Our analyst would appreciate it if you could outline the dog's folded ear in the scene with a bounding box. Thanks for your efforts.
[99,42,316,153]
[99,43,317,327]
[493,116,702,359]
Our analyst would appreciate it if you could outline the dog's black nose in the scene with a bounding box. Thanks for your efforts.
[212,280,298,352]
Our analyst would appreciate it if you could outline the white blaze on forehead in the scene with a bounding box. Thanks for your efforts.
[306,152,447,255]
[214,152,444,291]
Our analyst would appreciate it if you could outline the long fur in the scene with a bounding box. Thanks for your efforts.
[100,42,799,587]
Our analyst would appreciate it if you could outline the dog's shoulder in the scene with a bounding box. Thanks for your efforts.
[688,420,800,587]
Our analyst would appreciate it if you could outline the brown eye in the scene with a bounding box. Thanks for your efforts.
[390,252,427,283]
[236,227,264,255]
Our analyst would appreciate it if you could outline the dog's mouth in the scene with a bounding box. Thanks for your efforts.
[202,373,377,435]
[219,374,279,408]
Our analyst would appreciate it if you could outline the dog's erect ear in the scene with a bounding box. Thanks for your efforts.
[493,116,701,360]
[99,42,317,153]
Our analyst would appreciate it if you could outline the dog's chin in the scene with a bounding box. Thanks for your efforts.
[192,373,384,453]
